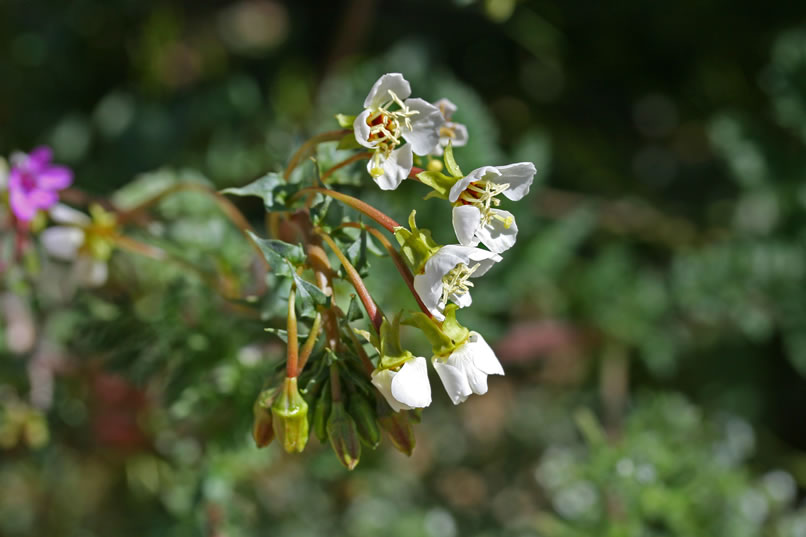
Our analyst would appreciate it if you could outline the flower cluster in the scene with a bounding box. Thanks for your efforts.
[231,72,536,467]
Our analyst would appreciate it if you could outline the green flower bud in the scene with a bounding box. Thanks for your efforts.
[375,394,416,456]
[326,401,361,470]
[348,392,381,449]
[252,387,278,448]
[271,377,309,453]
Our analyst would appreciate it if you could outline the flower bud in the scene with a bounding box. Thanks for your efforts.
[252,387,278,448]
[348,392,381,449]
[394,211,441,275]
[375,395,416,456]
[271,377,309,453]
[326,401,361,470]
[312,382,331,444]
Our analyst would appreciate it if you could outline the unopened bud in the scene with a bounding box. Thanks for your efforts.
[252,387,278,448]
[271,377,309,453]
[376,395,416,456]
[348,392,380,449]
[327,402,361,470]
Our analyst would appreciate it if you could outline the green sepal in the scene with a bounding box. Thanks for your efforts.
[271,377,310,453]
[393,211,441,275]
[312,382,331,443]
[327,401,361,470]
[379,312,416,370]
[415,170,455,200]
[404,304,469,357]
[443,142,464,178]
[348,392,381,449]
[335,114,356,128]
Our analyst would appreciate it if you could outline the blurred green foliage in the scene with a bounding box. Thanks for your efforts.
[4,1,806,536]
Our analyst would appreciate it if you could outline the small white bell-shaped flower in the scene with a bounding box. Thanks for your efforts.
[450,162,536,254]
[371,356,432,412]
[353,73,444,190]
[430,98,469,157]
[432,331,504,405]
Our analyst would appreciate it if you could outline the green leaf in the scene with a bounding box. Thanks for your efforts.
[443,142,463,178]
[293,273,330,318]
[246,231,305,275]
[221,172,286,210]
[335,114,356,128]
[264,326,310,343]
[346,295,364,322]
[344,227,370,278]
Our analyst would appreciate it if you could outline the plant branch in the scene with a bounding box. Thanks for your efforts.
[317,230,384,333]
[287,283,299,378]
[293,187,400,233]
[283,129,350,181]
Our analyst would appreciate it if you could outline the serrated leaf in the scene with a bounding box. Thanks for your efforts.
[246,231,305,275]
[443,142,463,178]
[222,172,286,209]
[344,228,370,278]
[293,273,330,318]
[335,114,356,128]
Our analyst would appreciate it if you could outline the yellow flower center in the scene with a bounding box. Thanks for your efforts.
[457,180,513,228]
[439,262,480,309]
[366,90,419,178]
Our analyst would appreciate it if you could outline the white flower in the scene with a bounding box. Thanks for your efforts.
[432,331,504,404]
[449,162,536,254]
[353,73,444,190]
[430,98,469,156]
[371,356,432,412]
[40,204,110,287]
[413,245,502,321]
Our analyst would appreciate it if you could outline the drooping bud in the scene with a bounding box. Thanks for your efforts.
[312,382,331,444]
[326,401,361,470]
[271,377,309,453]
[375,394,416,456]
[252,387,278,448]
[348,392,381,449]
[393,211,440,275]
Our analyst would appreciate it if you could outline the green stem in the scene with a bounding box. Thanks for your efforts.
[294,188,400,233]
[317,230,384,333]
[297,313,322,373]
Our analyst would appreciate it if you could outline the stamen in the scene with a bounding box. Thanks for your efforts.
[363,89,422,168]
[439,262,481,308]
[457,180,511,226]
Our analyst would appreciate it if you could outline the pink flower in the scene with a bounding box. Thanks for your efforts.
[8,146,73,224]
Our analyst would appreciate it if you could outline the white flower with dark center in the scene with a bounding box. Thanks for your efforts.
[450,162,536,254]
[430,98,469,156]
[371,356,431,412]
[432,331,504,404]
[40,204,115,287]
[413,245,501,321]
[353,73,444,190]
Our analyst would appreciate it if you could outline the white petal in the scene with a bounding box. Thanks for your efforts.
[364,73,411,109]
[432,359,472,405]
[353,109,376,149]
[368,144,412,190]
[402,98,443,155]
[494,162,537,201]
[413,271,445,321]
[452,205,482,247]
[41,226,85,260]
[438,244,502,278]
[371,369,411,412]
[475,209,518,253]
[434,98,458,118]
[448,166,501,202]
[74,256,109,287]
[390,357,431,409]
[450,289,473,309]
[465,331,504,376]
[450,123,469,147]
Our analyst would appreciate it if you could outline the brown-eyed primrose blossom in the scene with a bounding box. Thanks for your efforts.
[214,72,538,467]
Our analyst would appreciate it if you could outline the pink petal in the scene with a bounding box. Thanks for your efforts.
[10,190,36,222]
[28,189,58,210]
[27,146,53,172]
[38,166,73,190]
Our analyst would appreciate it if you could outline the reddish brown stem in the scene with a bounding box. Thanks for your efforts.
[293,187,400,233]
[283,129,351,181]
[320,152,372,183]
[317,231,384,333]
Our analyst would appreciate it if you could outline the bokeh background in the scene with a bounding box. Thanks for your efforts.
[4,0,806,535]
